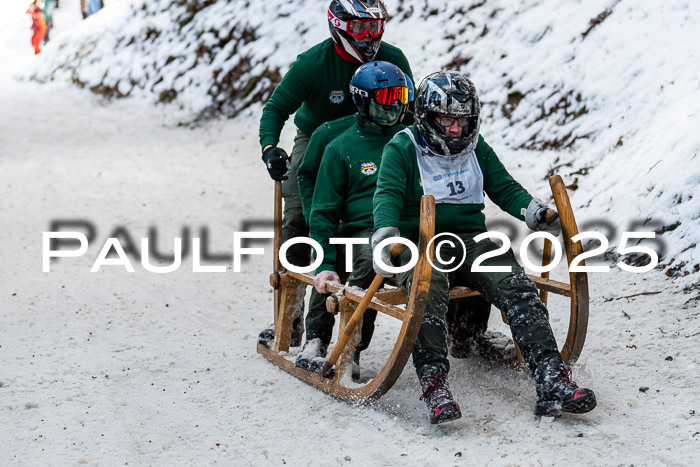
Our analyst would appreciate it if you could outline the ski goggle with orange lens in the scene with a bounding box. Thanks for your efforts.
[328,11,385,39]
[375,86,409,105]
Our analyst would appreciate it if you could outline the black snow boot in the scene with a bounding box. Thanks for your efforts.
[534,357,597,416]
[257,325,275,348]
[474,330,517,363]
[294,338,328,372]
[291,315,304,348]
[256,317,304,349]
[418,365,462,425]
[352,348,362,381]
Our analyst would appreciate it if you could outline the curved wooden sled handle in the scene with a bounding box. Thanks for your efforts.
[549,175,589,363]
[321,243,403,377]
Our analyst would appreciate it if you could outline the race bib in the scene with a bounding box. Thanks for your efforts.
[400,128,485,204]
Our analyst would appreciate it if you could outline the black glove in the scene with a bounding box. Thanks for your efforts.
[262,146,289,181]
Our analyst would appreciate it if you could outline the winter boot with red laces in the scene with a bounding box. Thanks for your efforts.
[418,365,462,424]
[534,357,597,416]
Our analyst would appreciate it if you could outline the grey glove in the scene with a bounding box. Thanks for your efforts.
[371,226,400,277]
[525,198,562,236]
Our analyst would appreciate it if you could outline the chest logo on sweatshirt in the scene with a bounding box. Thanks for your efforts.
[361,162,377,175]
[329,90,344,104]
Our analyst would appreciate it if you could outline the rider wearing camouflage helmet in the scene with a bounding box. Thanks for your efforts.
[372,71,596,424]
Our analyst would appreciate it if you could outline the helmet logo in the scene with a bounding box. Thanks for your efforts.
[361,162,377,175]
[329,90,345,104]
[328,10,345,29]
[349,84,368,97]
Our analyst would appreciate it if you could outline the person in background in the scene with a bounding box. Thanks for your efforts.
[26,1,47,54]
[88,0,103,16]
[81,0,103,19]
[41,0,56,43]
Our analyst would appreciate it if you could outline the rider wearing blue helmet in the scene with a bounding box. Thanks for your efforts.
[298,71,414,222]
[294,61,411,374]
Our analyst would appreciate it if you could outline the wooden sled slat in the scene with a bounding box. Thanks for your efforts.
[529,275,571,297]
[286,270,408,320]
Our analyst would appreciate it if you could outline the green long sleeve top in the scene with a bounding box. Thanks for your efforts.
[298,114,357,224]
[258,38,413,149]
[309,121,406,272]
[373,125,534,240]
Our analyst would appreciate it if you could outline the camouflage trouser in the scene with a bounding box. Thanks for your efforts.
[305,229,377,350]
[397,232,560,375]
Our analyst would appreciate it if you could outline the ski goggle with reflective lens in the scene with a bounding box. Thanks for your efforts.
[328,10,385,39]
[375,86,409,105]
[347,19,384,39]
[435,115,472,127]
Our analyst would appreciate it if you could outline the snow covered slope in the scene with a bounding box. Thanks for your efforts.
[26,0,700,274]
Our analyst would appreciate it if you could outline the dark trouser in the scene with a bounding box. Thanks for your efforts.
[281,129,312,268]
[305,229,377,350]
[280,130,312,338]
[447,295,492,345]
[397,232,560,375]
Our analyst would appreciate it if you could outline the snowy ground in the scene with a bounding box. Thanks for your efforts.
[2,73,699,466]
[2,2,699,466]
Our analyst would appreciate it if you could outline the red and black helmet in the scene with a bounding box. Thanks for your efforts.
[328,0,385,63]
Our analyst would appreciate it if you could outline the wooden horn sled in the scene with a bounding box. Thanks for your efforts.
[257,175,589,402]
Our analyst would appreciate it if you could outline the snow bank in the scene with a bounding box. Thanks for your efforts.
[27,0,327,120]
[26,0,700,273]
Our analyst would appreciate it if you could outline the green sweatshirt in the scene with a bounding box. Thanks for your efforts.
[373,125,533,240]
[309,121,406,272]
[258,38,413,149]
[298,114,357,223]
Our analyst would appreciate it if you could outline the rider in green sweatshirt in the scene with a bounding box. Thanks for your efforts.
[293,61,410,376]
[259,1,413,269]
[298,114,356,224]
[257,1,413,347]
[372,71,596,424]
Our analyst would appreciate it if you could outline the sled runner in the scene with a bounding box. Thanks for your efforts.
[257,175,589,402]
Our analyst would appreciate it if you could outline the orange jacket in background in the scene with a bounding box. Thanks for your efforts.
[26,4,47,54]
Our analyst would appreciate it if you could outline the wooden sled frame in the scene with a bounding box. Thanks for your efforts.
[257,175,589,403]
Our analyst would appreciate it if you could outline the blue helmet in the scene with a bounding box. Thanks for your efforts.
[405,72,414,103]
[349,61,412,127]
